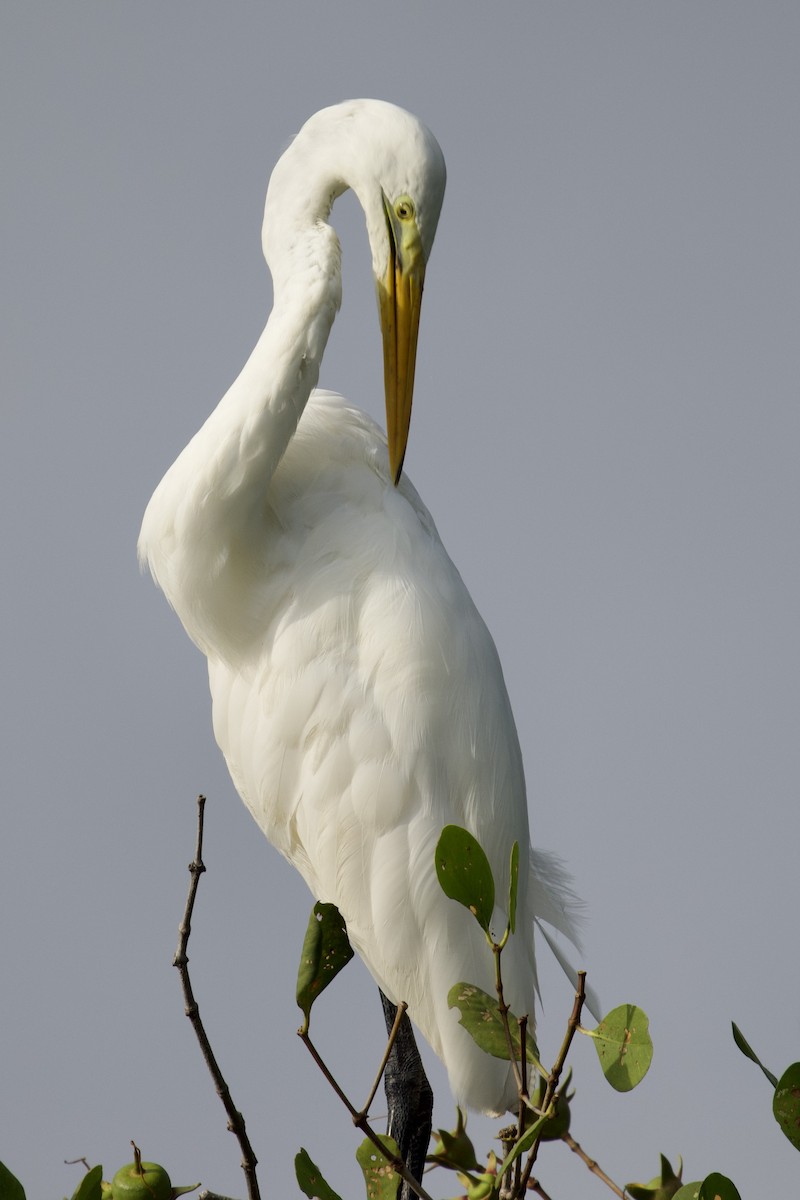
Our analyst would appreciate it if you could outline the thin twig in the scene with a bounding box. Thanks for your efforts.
[561,1133,627,1198]
[358,1000,409,1119]
[518,971,587,1193]
[175,796,262,1200]
[298,1029,360,1118]
[298,1027,435,1200]
[518,1014,529,1100]
[514,1014,529,1197]
[528,1179,555,1200]
[493,944,525,1095]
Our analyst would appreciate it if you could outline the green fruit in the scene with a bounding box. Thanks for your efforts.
[110,1161,172,1200]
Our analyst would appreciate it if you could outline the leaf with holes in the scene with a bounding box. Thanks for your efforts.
[587,1004,652,1091]
[355,1136,401,1200]
[296,902,354,1028]
[448,982,538,1063]
[435,826,495,934]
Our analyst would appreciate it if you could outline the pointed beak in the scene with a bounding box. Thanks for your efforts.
[378,195,426,485]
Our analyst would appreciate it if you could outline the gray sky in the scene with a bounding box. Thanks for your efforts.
[2,3,799,1197]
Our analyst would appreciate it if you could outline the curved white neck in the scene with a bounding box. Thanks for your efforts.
[138,210,342,655]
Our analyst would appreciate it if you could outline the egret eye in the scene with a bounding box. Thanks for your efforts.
[395,197,415,221]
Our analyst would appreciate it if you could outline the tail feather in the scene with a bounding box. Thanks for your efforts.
[530,847,602,1023]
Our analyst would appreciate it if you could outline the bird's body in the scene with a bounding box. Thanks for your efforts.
[139,100,576,1118]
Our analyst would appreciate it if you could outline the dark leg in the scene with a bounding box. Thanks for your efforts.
[379,989,434,1200]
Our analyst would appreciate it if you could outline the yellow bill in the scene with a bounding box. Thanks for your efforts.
[378,193,426,485]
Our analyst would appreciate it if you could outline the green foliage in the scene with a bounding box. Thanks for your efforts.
[497,1116,549,1177]
[355,1136,401,1200]
[72,1165,103,1200]
[586,1004,653,1091]
[0,1163,26,1200]
[730,1021,778,1087]
[507,841,519,935]
[0,1160,198,1200]
[428,1108,481,1172]
[627,1153,684,1199]
[773,1062,800,1151]
[284,825,766,1200]
[732,1022,800,1153]
[447,982,539,1063]
[529,1071,573,1141]
[295,1148,344,1200]
[454,1151,499,1200]
[296,901,354,1030]
[628,1156,743,1195]
[434,826,495,934]
[107,1162,172,1200]
[698,1173,741,1200]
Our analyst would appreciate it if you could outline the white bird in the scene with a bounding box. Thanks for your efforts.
[139,100,579,1125]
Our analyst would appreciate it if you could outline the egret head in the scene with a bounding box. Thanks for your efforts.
[268,100,446,484]
[345,101,446,484]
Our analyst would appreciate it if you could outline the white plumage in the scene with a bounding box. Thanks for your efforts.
[139,99,578,1116]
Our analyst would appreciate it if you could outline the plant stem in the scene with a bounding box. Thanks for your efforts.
[175,796,262,1200]
[298,1028,435,1200]
[518,971,586,1192]
[359,1000,409,1118]
[561,1133,627,1198]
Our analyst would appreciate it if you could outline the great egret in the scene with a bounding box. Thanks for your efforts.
[139,99,579,1140]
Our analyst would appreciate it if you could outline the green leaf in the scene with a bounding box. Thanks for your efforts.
[355,1136,401,1200]
[435,826,495,934]
[295,1149,344,1200]
[70,1166,103,1200]
[773,1061,800,1151]
[457,1153,500,1200]
[626,1153,684,1199]
[529,1072,572,1141]
[731,1021,778,1087]
[698,1173,741,1200]
[448,982,538,1063]
[428,1108,480,1172]
[296,902,354,1028]
[497,1114,549,1178]
[508,842,519,935]
[588,1004,653,1091]
[672,1186,702,1200]
[0,1163,26,1200]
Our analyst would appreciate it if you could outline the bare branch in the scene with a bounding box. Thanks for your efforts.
[528,1179,556,1200]
[358,1000,409,1119]
[493,944,525,1096]
[561,1133,627,1198]
[175,795,262,1200]
[518,971,587,1193]
[298,1026,435,1200]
